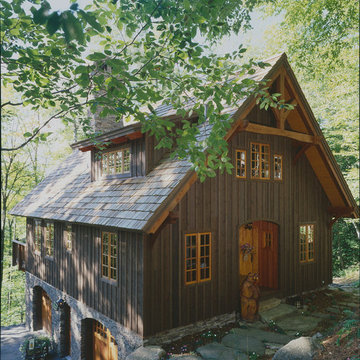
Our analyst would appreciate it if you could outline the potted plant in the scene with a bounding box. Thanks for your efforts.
[20,335,52,360]
[240,243,255,262]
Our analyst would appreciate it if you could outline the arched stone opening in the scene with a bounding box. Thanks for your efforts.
[32,286,52,333]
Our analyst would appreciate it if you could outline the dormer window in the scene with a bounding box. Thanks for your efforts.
[101,148,130,176]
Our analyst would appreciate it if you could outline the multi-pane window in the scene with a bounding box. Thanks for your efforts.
[300,225,315,263]
[45,222,54,257]
[102,232,117,280]
[101,148,130,176]
[34,220,42,252]
[274,155,283,180]
[93,320,117,346]
[236,150,246,178]
[65,225,72,252]
[185,233,211,285]
[251,142,270,179]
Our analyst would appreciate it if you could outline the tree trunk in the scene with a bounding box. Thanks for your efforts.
[352,220,360,240]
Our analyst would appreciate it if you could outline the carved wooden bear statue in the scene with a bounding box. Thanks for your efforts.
[240,272,260,322]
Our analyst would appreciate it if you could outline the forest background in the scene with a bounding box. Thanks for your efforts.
[1,0,359,326]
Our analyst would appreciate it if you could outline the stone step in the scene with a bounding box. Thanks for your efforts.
[259,298,281,312]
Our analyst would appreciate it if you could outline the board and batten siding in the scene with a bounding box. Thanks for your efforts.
[143,129,332,337]
[26,221,144,335]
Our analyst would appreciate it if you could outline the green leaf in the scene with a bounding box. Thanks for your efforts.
[79,10,104,33]
[87,52,107,61]
[23,132,32,138]
[61,11,85,44]
[46,12,62,36]
[70,3,79,11]
[51,48,62,56]
[31,4,50,25]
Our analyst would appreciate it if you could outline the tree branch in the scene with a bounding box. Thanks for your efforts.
[1,101,88,152]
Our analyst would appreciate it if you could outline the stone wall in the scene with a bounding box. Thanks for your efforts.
[90,110,124,134]
[25,272,143,359]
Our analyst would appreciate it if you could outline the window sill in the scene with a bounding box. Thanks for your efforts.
[101,277,117,286]
[185,279,211,287]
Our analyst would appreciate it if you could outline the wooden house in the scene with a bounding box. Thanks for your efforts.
[10,53,358,360]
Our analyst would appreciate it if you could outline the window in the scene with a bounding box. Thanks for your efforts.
[93,320,117,346]
[274,155,283,180]
[65,225,72,252]
[185,233,211,285]
[300,225,315,263]
[45,222,54,257]
[236,150,246,178]
[34,220,42,252]
[101,148,130,176]
[102,232,117,280]
[251,142,270,179]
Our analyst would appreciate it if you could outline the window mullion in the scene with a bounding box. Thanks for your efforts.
[197,234,200,282]
[306,226,309,262]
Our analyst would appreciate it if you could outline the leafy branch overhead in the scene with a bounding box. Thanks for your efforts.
[1,0,292,179]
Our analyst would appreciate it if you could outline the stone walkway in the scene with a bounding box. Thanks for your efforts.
[127,303,324,360]
[128,284,359,360]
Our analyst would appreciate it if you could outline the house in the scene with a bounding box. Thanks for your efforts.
[10,53,358,360]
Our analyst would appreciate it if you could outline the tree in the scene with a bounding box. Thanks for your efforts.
[1,0,292,181]
[257,0,359,272]
[0,85,74,289]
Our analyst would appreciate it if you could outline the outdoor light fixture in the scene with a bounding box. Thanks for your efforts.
[55,298,65,310]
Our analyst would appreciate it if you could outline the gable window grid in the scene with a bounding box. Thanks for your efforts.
[34,220,42,252]
[251,142,270,180]
[236,150,246,178]
[65,225,72,252]
[45,222,54,257]
[185,232,211,285]
[101,148,130,176]
[102,232,117,281]
[274,154,283,180]
[300,224,315,263]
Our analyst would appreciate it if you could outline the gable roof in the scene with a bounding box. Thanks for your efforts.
[10,53,358,232]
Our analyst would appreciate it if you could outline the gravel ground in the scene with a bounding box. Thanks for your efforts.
[0,325,61,360]
[1,324,29,360]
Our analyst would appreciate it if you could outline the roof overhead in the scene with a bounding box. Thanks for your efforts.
[10,53,358,232]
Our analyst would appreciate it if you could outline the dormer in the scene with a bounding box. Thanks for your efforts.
[71,123,145,181]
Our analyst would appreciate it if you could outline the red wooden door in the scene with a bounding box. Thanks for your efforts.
[255,221,278,289]
[93,321,117,360]
[41,291,52,334]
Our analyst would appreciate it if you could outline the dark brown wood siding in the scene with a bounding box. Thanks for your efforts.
[143,130,332,336]
[26,221,144,335]
[145,134,169,174]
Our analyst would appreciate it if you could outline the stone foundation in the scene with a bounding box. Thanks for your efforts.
[144,312,236,346]
[25,272,142,359]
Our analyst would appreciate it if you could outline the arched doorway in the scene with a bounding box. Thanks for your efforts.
[32,286,52,334]
[239,221,279,289]
[81,318,118,360]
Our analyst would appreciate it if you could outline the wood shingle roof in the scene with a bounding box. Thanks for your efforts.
[10,149,193,230]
